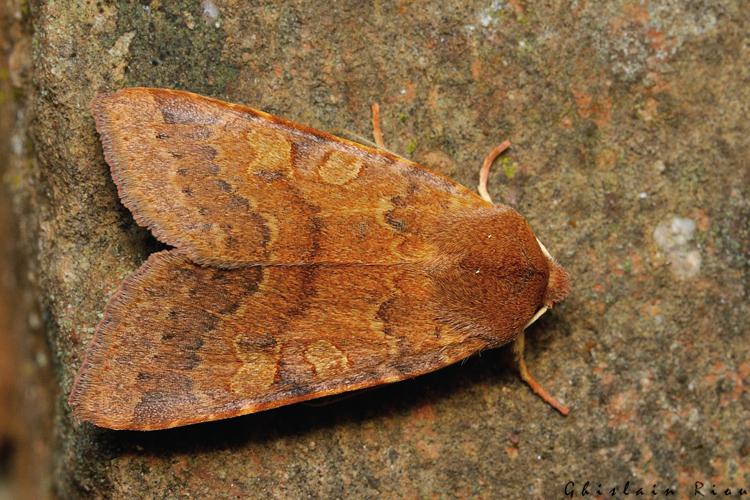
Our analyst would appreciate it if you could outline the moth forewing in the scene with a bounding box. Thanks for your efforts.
[68,88,571,430]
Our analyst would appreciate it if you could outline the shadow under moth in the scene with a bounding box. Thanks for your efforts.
[68,88,570,430]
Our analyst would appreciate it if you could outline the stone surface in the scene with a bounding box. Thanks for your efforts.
[0,2,55,498]
[4,0,748,497]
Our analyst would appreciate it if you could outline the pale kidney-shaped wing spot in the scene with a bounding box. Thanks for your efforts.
[245,126,293,178]
[230,340,281,395]
[304,340,349,377]
[318,150,363,185]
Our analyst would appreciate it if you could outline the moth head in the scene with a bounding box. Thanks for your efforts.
[537,238,571,309]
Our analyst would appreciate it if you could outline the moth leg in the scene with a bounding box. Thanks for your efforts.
[370,102,386,149]
[512,331,570,416]
[475,140,567,414]
[477,140,511,203]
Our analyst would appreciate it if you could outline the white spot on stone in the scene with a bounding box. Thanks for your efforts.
[671,249,701,279]
[11,132,24,155]
[478,0,506,28]
[687,407,701,427]
[638,192,648,199]
[201,0,220,24]
[655,217,695,247]
[108,31,135,57]
[27,311,41,329]
[35,350,48,367]
[653,216,702,279]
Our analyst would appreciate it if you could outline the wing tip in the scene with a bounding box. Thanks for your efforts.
[67,251,184,429]
[90,89,196,258]
[90,89,243,265]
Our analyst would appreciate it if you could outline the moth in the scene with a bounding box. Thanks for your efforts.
[68,88,570,430]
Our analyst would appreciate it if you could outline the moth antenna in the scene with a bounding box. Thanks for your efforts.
[370,102,386,149]
[331,128,381,149]
[512,331,569,416]
[477,140,511,204]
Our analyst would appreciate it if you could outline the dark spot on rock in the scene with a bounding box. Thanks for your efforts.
[156,132,169,139]
[209,164,220,175]
[177,167,189,176]
[181,186,193,197]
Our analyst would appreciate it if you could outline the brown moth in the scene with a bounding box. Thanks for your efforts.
[68,88,570,430]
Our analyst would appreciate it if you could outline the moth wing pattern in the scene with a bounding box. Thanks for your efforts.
[68,251,491,430]
[93,88,488,267]
[71,88,563,429]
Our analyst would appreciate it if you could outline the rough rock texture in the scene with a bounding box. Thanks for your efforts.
[4,0,748,497]
[1,2,55,499]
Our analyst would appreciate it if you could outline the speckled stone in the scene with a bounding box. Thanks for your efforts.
[5,1,748,497]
